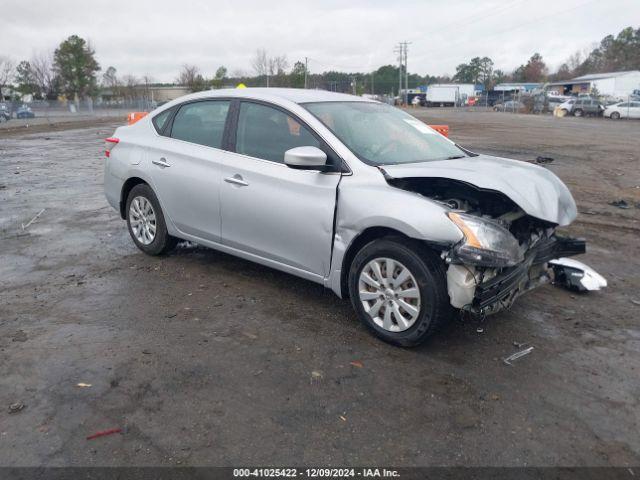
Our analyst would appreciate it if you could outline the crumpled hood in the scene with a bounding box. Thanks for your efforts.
[380,154,577,225]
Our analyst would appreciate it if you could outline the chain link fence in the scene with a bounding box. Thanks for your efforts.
[0,97,156,128]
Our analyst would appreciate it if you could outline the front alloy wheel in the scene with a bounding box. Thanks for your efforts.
[358,257,421,332]
[348,237,451,347]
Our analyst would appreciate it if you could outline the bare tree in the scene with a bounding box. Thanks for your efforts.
[566,51,583,72]
[251,49,269,77]
[141,75,154,104]
[177,64,206,92]
[31,51,57,99]
[122,74,139,102]
[0,56,16,99]
[269,55,289,76]
[252,50,288,86]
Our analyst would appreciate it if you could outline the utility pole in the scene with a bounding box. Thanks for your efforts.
[405,43,409,104]
[352,76,357,95]
[304,57,308,89]
[395,41,411,104]
[394,43,403,102]
[403,41,411,105]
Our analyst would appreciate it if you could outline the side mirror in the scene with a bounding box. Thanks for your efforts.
[284,146,328,170]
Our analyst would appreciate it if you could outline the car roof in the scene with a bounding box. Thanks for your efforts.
[171,87,374,105]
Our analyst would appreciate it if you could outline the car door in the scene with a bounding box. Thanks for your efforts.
[587,100,596,114]
[220,100,342,279]
[630,102,640,119]
[147,100,232,242]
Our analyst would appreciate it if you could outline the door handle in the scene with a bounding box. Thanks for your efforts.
[224,175,249,187]
[152,158,171,168]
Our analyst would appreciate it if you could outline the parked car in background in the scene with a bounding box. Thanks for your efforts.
[485,91,513,106]
[16,105,35,119]
[493,100,526,112]
[604,101,640,119]
[104,88,587,347]
[557,98,576,115]
[571,98,604,117]
[547,95,571,110]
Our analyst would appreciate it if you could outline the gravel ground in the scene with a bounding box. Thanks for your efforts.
[0,110,638,467]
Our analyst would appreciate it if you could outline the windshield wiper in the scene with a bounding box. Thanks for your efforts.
[444,155,466,160]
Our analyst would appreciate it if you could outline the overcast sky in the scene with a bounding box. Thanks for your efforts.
[2,0,638,82]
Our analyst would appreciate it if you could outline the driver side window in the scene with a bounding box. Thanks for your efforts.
[235,102,320,163]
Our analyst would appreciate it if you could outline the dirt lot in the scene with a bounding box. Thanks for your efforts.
[1,110,639,467]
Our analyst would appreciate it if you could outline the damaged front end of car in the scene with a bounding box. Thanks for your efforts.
[383,170,588,316]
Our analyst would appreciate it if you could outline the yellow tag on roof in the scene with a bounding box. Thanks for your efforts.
[236,83,247,89]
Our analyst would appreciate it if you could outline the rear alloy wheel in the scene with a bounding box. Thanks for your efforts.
[610,111,620,120]
[348,237,451,347]
[129,196,156,245]
[126,183,177,255]
[573,108,584,117]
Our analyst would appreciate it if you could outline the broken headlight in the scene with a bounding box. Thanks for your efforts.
[447,212,524,267]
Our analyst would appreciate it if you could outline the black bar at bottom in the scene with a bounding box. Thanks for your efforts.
[0,467,637,480]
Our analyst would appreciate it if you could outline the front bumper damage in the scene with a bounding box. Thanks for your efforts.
[448,235,587,315]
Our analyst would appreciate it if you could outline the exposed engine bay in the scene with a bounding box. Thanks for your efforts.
[387,176,559,251]
[385,175,594,315]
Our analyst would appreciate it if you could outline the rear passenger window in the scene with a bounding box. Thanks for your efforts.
[171,101,230,148]
[235,102,320,163]
[152,108,173,134]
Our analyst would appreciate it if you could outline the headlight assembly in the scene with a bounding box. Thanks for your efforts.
[447,212,524,267]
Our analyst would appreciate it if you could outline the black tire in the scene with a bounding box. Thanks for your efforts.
[348,237,452,347]
[573,108,583,117]
[125,183,177,256]
[610,112,620,120]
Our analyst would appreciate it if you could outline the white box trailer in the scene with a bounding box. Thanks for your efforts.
[426,84,476,107]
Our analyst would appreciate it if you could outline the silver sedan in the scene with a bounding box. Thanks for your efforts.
[104,88,585,346]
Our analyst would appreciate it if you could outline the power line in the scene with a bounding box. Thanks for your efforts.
[419,0,529,38]
[414,0,600,65]
[306,57,373,73]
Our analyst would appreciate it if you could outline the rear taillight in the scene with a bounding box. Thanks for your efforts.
[104,137,119,157]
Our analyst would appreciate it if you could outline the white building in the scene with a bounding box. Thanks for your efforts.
[547,71,640,98]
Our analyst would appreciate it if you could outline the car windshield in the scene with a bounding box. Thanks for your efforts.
[303,101,467,165]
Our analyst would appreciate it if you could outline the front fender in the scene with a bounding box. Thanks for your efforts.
[337,182,463,243]
[326,176,463,297]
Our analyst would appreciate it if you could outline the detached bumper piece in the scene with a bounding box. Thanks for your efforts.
[472,235,587,314]
[549,258,607,292]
